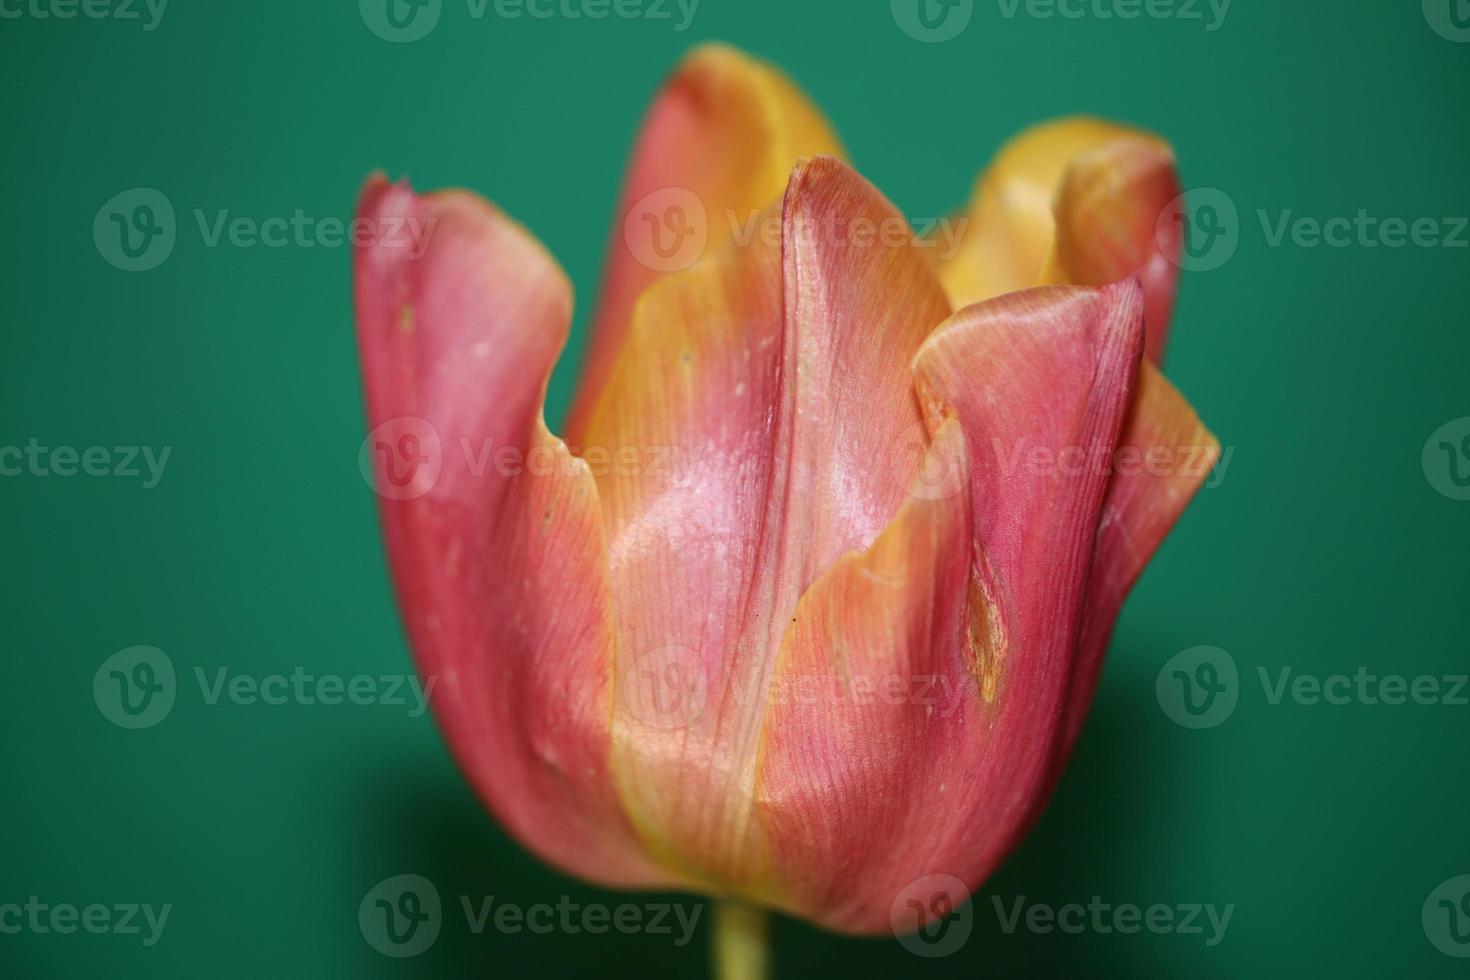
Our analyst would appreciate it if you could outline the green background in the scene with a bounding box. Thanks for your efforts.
[3,0,1467,975]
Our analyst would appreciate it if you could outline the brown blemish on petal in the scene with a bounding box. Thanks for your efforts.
[966,569,1006,703]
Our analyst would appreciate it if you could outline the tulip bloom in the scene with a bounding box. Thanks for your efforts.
[354,43,1216,972]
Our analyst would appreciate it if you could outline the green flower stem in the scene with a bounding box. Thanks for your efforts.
[713,901,769,980]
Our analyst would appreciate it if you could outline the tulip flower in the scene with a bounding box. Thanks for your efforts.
[354,43,1217,977]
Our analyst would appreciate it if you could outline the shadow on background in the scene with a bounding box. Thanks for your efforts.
[346,755,711,977]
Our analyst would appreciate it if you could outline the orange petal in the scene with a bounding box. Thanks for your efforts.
[565,43,844,441]
[590,191,787,886]
[354,176,669,889]
[939,118,1181,362]
[584,157,951,891]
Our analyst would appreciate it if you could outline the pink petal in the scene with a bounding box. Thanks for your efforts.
[1049,362,1219,774]
[354,175,669,888]
[758,281,1145,932]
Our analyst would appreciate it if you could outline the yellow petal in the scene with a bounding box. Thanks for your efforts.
[565,43,845,440]
[938,117,1180,361]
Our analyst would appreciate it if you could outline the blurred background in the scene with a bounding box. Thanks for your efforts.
[2,0,1467,975]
